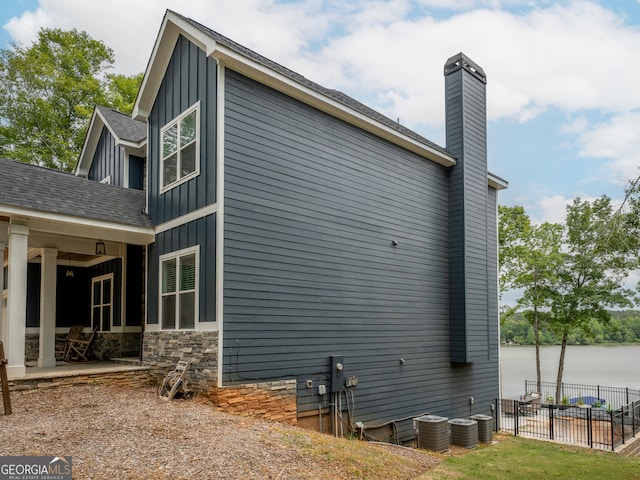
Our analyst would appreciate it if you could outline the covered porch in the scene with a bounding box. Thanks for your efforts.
[0,158,154,378]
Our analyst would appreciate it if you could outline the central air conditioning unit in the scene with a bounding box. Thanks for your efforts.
[449,418,478,448]
[470,414,493,443]
[413,415,449,452]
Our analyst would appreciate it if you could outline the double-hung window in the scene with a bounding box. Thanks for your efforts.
[160,247,198,330]
[161,102,199,191]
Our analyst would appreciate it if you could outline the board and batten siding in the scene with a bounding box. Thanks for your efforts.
[147,35,217,226]
[222,70,497,437]
[146,214,216,325]
[88,128,126,186]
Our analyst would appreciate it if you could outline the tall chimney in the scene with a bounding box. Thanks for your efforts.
[444,53,489,364]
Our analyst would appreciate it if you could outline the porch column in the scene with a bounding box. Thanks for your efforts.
[0,242,5,344]
[6,224,28,378]
[38,247,58,367]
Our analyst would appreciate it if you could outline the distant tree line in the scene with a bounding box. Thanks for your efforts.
[501,310,640,345]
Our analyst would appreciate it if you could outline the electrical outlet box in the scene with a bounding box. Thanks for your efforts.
[469,396,474,405]
[318,384,326,395]
[306,379,313,389]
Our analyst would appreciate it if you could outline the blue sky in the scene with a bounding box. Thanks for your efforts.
[1,1,640,225]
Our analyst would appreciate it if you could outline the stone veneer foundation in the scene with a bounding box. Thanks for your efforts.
[142,330,218,392]
[142,331,298,424]
[211,380,297,425]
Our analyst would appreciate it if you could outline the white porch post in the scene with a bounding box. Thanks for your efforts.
[0,242,5,344]
[6,224,28,378]
[38,247,58,367]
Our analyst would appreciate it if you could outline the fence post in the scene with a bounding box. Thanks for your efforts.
[597,385,600,403]
[549,405,554,441]
[609,410,614,451]
[514,401,519,436]
[620,405,624,445]
[587,405,593,448]
[626,387,630,406]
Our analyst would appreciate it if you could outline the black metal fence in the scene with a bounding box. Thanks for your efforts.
[497,383,640,451]
[523,380,640,410]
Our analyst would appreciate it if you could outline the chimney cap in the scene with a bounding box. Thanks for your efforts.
[444,52,486,83]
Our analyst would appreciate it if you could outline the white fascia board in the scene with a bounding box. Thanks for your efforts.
[212,46,456,167]
[133,12,217,121]
[0,204,154,244]
[488,172,508,190]
[76,108,104,177]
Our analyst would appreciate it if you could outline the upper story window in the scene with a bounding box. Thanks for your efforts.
[161,102,200,192]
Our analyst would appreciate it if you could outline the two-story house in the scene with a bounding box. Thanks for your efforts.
[0,10,506,441]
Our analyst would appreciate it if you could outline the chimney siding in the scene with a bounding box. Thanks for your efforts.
[445,53,490,364]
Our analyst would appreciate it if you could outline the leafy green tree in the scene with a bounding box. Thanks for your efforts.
[105,72,144,115]
[549,196,638,402]
[499,205,564,393]
[0,28,142,171]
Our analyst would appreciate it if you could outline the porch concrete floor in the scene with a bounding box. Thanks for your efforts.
[11,358,149,381]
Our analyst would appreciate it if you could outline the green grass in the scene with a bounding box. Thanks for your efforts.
[426,435,640,480]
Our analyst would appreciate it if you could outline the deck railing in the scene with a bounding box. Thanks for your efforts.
[523,380,640,410]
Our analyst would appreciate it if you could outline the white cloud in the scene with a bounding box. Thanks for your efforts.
[574,111,640,184]
[532,194,571,225]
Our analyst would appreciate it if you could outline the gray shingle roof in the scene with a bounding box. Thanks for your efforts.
[0,158,153,228]
[96,106,147,143]
[172,10,450,158]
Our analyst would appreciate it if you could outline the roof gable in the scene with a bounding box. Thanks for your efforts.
[76,106,147,177]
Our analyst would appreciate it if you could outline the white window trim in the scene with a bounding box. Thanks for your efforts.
[92,273,114,332]
[159,245,200,331]
[160,101,201,194]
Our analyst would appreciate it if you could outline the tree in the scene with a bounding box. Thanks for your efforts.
[0,28,142,171]
[549,196,638,402]
[105,72,144,115]
[499,206,564,393]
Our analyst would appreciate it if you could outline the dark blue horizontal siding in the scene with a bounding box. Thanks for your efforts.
[222,69,498,438]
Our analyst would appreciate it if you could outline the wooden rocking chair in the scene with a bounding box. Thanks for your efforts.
[55,325,85,361]
[64,325,99,362]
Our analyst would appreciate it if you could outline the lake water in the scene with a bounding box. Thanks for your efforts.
[500,344,640,398]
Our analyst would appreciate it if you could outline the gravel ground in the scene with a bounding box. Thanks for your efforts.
[0,384,447,479]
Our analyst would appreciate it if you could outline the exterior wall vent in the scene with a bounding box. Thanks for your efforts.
[414,415,450,452]
[449,418,478,448]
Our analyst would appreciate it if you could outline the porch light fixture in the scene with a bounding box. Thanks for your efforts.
[95,240,106,256]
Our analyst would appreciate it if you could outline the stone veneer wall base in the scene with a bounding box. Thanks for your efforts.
[210,380,297,425]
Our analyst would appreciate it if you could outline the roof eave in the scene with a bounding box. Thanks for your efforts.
[488,172,508,190]
[133,11,455,167]
[0,203,155,244]
[213,46,456,167]
[76,107,104,176]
